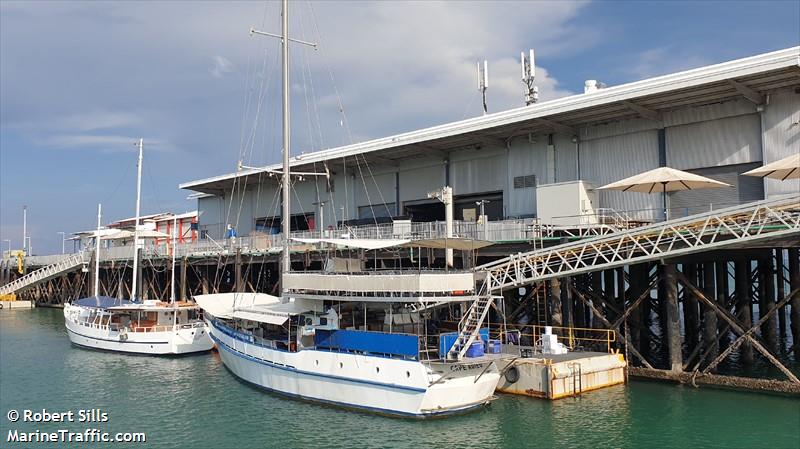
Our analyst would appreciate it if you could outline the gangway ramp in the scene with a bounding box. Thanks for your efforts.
[0,252,86,295]
[478,196,800,293]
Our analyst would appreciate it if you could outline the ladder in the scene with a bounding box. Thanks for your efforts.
[447,284,495,360]
[533,282,548,326]
[0,252,86,295]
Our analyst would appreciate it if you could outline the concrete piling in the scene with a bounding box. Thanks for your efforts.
[789,248,800,360]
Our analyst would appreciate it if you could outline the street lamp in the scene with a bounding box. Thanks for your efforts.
[57,232,66,254]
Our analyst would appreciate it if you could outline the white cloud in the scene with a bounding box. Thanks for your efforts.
[210,55,234,78]
[628,46,713,79]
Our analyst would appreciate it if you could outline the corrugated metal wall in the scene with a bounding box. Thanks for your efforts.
[351,170,390,209]
[669,162,764,217]
[450,149,506,196]
[762,89,800,197]
[507,136,548,217]
[398,163,444,203]
[666,114,762,170]
[579,130,661,221]
[554,133,578,182]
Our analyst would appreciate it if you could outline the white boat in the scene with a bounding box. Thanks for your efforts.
[64,298,212,355]
[64,141,213,355]
[197,273,502,417]
[195,2,501,417]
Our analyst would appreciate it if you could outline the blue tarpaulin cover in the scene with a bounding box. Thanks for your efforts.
[315,329,418,359]
[73,296,134,309]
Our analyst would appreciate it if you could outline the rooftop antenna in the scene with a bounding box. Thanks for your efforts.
[477,60,488,115]
[521,49,538,105]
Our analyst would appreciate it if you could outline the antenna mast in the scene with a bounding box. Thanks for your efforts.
[521,49,538,106]
[477,60,488,115]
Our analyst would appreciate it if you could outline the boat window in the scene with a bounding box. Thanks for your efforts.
[319,317,328,326]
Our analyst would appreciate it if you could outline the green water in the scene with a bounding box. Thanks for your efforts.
[1,309,798,449]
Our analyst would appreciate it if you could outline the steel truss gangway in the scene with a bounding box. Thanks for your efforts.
[477,195,800,293]
[0,252,86,295]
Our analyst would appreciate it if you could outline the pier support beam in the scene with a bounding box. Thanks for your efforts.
[789,248,800,360]
[663,264,682,372]
[759,257,778,352]
[734,260,754,365]
[776,250,786,341]
[682,264,700,350]
[702,262,719,364]
[235,248,243,293]
[550,278,563,327]
[180,257,187,301]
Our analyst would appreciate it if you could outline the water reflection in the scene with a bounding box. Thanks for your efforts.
[2,308,798,449]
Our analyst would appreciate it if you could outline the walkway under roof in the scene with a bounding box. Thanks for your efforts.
[180,47,800,195]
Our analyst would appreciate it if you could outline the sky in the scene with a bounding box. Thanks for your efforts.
[1,0,798,254]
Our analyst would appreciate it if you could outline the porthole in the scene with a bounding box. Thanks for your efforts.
[406,371,411,378]
[339,362,343,368]
[315,360,319,366]
[376,367,380,374]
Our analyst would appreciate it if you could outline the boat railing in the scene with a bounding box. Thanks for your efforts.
[76,319,204,334]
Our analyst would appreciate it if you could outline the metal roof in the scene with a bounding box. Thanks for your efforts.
[180,46,800,194]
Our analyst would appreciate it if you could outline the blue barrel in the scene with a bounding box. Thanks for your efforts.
[466,341,485,358]
[486,339,502,354]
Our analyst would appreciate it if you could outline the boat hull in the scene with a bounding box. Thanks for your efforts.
[64,305,213,355]
[209,319,499,417]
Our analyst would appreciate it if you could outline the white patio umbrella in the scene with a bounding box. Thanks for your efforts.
[742,153,800,181]
[597,166,732,219]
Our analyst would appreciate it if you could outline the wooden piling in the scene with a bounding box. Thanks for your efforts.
[775,249,786,341]
[735,260,754,365]
[662,264,682,372]
[758,257,778,352]
[683,264,700,349]
[702,262,719,363]
[789,248,800,360]
[550,278,563,327]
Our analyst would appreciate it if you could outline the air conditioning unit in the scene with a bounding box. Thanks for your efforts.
[535,180,598,226]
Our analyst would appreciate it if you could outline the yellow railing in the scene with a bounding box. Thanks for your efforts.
[498,324,616,354]
[436,321,616,354]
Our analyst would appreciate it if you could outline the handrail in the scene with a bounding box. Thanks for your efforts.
[0,251,85,294]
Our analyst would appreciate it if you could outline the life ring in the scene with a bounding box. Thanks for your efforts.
[504,366,520,384]
[0,303,4,310]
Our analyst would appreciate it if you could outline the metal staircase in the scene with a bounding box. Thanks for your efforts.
[478,195,800,293]
[447,285,496,360]
[0,252,86,295]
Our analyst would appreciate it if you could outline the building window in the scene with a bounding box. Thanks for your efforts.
[513,174,536,189]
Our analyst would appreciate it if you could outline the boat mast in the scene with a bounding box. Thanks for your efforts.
[170,216,177,303]
[131,138,144,301]
[280,0,291,277]
[94,203,102,298]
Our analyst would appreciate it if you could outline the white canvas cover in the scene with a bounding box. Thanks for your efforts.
[292,238,410,250]
[193,292,280,319]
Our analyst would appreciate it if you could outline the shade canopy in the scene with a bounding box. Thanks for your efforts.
[292,238,410,250]
[597,166,732,193]
[742,153,800,181]
[193,292,280,319]
[402,238,494,250]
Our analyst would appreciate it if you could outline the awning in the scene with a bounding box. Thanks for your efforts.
[73,296,133,309]
[402,238,494,250]
[193,292,280,319]
[230,299,323,325]
[292,238,410,250]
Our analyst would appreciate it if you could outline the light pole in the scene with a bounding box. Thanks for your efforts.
[25,236,31,256]
[2,239,10,256]
[58,232,66,254]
